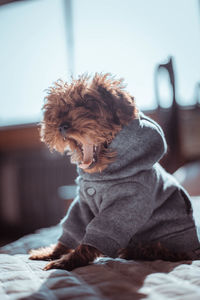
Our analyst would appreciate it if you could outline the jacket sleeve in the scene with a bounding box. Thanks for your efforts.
[59,192,94,249]
[82,182,154,257]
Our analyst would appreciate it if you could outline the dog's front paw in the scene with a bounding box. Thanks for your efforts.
[43,244,102,271]
[29,245,57,261]
[29,242,71,261]
[44,254,76,271]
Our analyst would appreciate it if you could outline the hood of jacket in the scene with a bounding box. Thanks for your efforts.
[78,112,167,181]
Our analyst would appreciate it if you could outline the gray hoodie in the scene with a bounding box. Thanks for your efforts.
[59,113,200,257]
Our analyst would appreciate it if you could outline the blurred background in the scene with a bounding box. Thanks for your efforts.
[0,0,200,245]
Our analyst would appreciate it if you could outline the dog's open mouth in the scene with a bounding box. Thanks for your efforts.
[78,143,99,170]
[67,138,99,170]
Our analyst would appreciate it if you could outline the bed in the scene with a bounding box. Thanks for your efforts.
[1,197,200,300]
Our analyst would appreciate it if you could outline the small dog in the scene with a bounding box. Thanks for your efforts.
[30,73,200,271]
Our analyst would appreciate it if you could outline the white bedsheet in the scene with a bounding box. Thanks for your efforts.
[1,224,200,300]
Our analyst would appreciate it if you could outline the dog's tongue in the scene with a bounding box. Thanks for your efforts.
[79,143,94,169]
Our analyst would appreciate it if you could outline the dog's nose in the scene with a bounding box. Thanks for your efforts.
[59,123,70,138]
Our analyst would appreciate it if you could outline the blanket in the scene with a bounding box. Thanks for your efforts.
[0,197,200,300]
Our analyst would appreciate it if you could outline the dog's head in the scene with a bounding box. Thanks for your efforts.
[41,73,138,173]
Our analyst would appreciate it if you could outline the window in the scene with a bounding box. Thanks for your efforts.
[73,0,200,109]
[0,0,199,126]
[0,0,69,126]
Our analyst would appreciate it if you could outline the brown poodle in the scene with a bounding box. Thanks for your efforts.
[29,73,198,271]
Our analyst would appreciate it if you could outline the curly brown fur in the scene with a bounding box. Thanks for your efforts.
[41,73,138,173]
[119,242,191,262]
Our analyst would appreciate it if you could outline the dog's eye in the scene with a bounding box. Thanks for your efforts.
[59,122,70,135]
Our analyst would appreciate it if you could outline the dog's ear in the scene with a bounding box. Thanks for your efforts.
[115,91,136,122]
[95,86,121,125]
[96,85,136,126]
[91,73,137,126]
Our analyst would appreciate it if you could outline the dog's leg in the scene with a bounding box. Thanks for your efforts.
[29,242,72,261]
[118,242,191,262]
[44,244,102,271]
